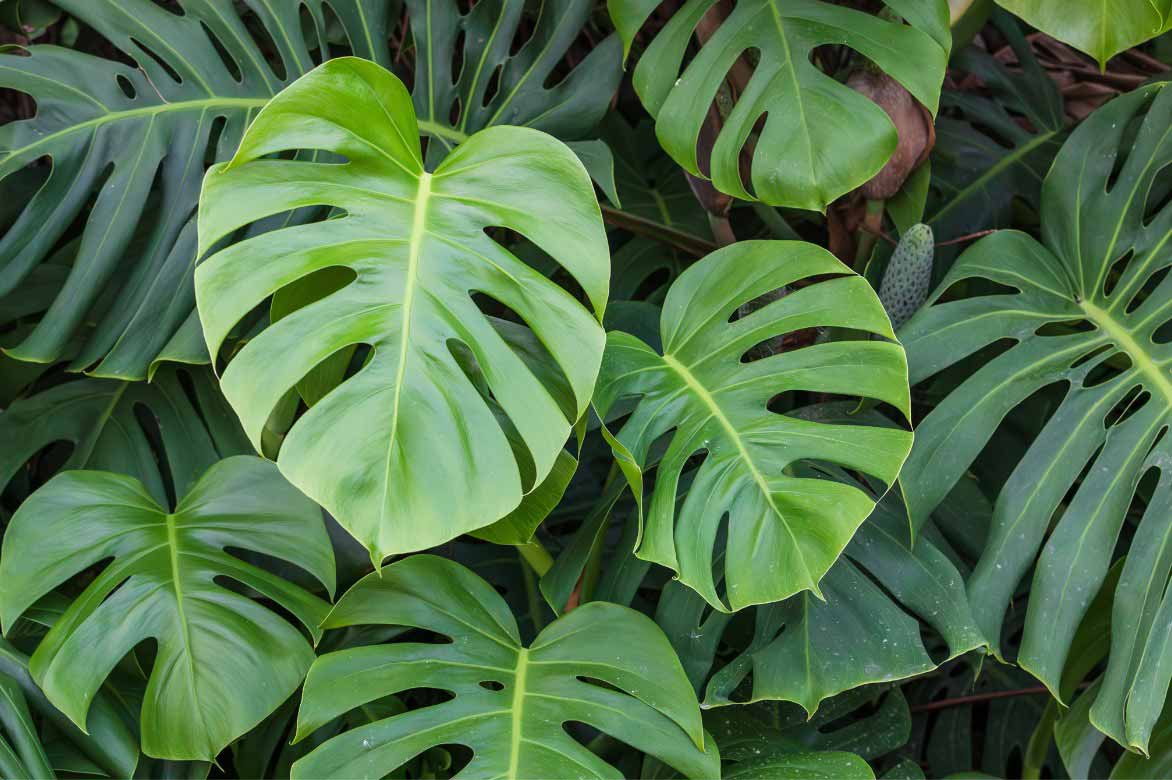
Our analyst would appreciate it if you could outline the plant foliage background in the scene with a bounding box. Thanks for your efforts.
[1,0,1171,778]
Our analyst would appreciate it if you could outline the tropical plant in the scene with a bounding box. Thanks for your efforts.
[2,1,1172,779]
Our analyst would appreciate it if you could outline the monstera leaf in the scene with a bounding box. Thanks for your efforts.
[995,0,1172,68]
[899,85,1172,753]
[0,366,250,504]
[927,11,1065,251]
[0,639,139,779]
[405,0,621,163]
[655,447,985,712]
[290,554,719,779]
[0,0,619,380]
[0,671,53,780]
[705,696,889,780]
[607,0,950,210]
[594,243,912,611]
[0,456,335,761]
[196,58,608,562]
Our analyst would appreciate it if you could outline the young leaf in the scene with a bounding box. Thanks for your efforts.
[594,243,912,611]
[291,554,719,780]
[195,58,609,563]
[0,456,335,761]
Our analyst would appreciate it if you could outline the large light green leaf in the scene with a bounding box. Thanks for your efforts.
[196,58,609,563]
[899,84,1172,753]
[607,0,950,211]
[995,0,1171,68]
[290,554,719,779]
[593,243,912,611]
[0,0,619,380]
[0,456,335,761]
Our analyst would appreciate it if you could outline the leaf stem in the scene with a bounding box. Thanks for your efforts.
[519,550,547,632]
[911,685,1078,713]
[600,205,717,258]
[516,539,554,577]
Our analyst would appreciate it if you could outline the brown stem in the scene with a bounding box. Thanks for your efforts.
[911,687,1051,712]
[860,224,899,248]
[601,205,717,258]
[912,682,1090,713]
[935,229,998,247]
[708,214,737,247]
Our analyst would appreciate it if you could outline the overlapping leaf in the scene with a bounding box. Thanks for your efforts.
[0,365,249,504]
[899,84,1172,753]
[655,447,984,713]
[0,456,334,761]
[705,686,913,780]
[0,0,619,379]
[594,243,912,611]
[996,0,1172,68]
[607,0,951,210]
[291,554,719,780]
[0,637,140,779]
[927,11,1065,255]
[196,58,609,562]
[407,0,622,164]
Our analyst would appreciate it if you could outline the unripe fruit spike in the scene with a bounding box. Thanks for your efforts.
[880,223,934,331]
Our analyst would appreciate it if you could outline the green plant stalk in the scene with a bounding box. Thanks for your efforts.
[519,551,548,633]
[1023,699,1059,779]
[516,539,555,577]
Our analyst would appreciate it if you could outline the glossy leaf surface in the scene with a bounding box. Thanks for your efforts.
[996,0,1171,67]
[196,58,609,562]
[0,457,334,761]
[607,0,950,210]
[292,554,718,780]
[900,85,1172,753]
[594,243,912,610]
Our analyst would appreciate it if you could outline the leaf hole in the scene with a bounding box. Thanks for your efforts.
[129,38,184,85]
[1143,161,1172,227]
[482,64,504,109]
[1124,264,1171,315]
[1103,251,1136,297]
[200,21,243,83]
[1105,386,1150,429]
[236,8,288,81]
[452,29,467,84]
[115,74,138,99]
[1033,318,1094,337]
[1082,350,1132,388]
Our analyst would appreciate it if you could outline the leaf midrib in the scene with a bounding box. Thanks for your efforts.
[377,171,433,547]
[1,97,469,174]
[660,353,815,591]
[164,512,211,751]
[1080,300,1172,407]
[506,647,529,778]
